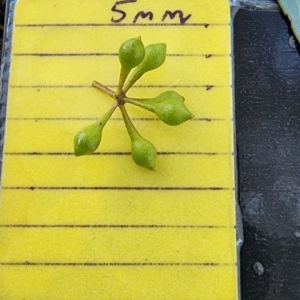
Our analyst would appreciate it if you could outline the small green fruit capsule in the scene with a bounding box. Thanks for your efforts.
[143,91,194,126]
[131,135,157,170]
[74,123,103,156]
[118,37,145,70]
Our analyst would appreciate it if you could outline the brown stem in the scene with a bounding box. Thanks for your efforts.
[92,80,115,98]
[119,105,139,141]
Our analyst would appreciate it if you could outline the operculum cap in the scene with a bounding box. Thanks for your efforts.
[118,37,145,70]
[131,134,157,170]
[74,123,103,156]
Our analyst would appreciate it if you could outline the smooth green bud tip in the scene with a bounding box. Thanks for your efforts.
[136,43,167,73]
[131,135,157,170]
[119,37,145,70]
[74,123,103,156]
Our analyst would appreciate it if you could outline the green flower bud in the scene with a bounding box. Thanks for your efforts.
[74,123,103,156]
[74,104,117,156]
[118,37,145,70]
[147,91,193,125]
[131,134,157,171]
[135,43,166,73]
[119,105,157,170]
[123,43,167,93]
[125,91,194,126]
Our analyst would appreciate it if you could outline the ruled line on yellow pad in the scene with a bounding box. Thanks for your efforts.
[0,224,230,228]
[0,226,235,261]
[0,189,235,226]
[0,262,235,266]
[13,53,229,57]
[15,23,229,27]
[10,84,226,88]
[1,157,234,187]
[8,86,232,119]
[13,25,230,55]
[3,118,233,153]
[0,0,237,299]
[9,57,231,86]
[2,187,232,190]
[4,151,233,155]
[8,83,230,90]
[8,117,227,121]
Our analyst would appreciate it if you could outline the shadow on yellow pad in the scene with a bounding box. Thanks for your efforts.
[0,0,238,299]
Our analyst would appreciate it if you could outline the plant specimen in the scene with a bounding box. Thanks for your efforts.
[74,37,194,170]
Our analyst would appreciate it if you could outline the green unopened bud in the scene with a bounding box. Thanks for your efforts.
[123,43,167,93]
[125,91,194,126]
[147,91,193,125]
[131,134,157,171]
[119,105,157,170]
[118,37,145,70]
[74,104,116,156]
[135,43,166,73]
[74,123,103,156]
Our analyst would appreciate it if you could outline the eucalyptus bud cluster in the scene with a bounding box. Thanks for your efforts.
[74,37,194,170]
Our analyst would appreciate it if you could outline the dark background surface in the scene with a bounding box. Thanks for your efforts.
[1,2,300,300]
[0,0,5,52]
[235,8,300,300]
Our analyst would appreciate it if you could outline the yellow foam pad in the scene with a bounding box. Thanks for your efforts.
[0,0,238,299]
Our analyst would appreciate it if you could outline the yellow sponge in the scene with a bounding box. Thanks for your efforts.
[0,0,237,299]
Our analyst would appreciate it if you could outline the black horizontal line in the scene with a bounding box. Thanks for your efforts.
[15,23,229,28]
[0,262,233,267]
[13,53,227,58]
[11,85,92,88]
[4,151,232,156]
[0,224,228,229]
[14,53,117,57]
[10,84,219,89]
[8,117,224,122]
[2,187,231,191]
